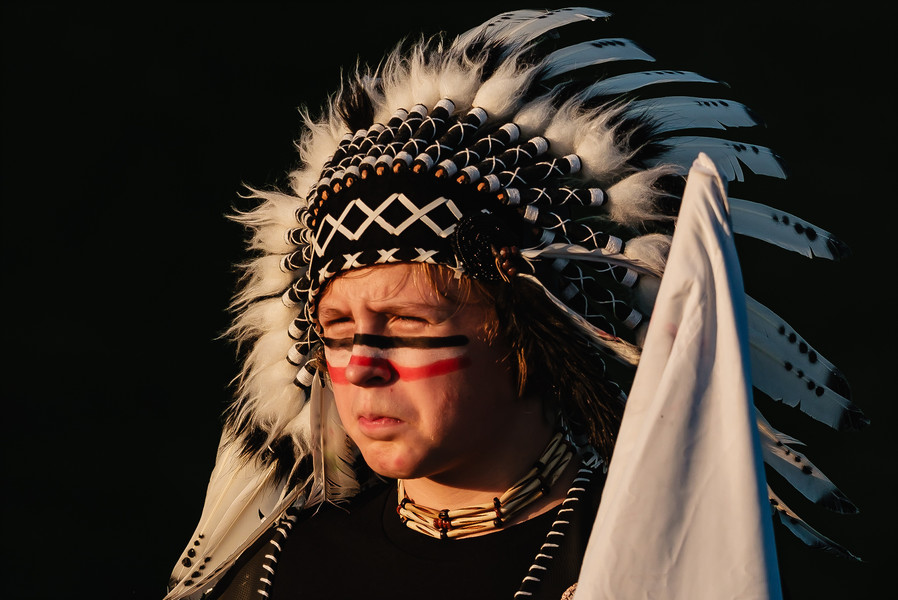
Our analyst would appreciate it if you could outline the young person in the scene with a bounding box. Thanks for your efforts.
[165,7,863,599]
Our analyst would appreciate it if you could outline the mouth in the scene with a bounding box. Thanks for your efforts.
[357,414,405,438]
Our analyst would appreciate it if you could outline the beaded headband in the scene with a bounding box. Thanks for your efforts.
[286,95,649,389]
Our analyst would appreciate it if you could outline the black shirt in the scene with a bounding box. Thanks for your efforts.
[208,465,604,600]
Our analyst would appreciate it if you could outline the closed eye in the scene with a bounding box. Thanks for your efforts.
[320,316,353,335]
[388,313,434,327]
[323,316,350,326]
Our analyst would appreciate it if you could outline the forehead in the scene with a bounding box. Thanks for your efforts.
[317,263,460,309]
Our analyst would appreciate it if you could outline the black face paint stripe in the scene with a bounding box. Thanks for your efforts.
[322,334,469,350]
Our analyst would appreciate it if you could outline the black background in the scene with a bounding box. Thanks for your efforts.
[3,3,895,598]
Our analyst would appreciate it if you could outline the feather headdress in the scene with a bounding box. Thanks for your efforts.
[165,7,865,598]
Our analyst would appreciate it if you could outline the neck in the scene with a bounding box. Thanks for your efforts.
[400,421,578,528]
[402,398,555,507]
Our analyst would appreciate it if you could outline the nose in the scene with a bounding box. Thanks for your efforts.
[343,348,398,387]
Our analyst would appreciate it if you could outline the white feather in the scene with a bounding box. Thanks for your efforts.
[231,188,306,254]
[230,255,301,309]
[541,38,655,79]
[730,197,850,260]
[620,232,670,274]
[165,443,301,599]
[513,95,557,140]
[757,408,856,513]
[582,70,718,98]
[627,95,760,132]
[746,295,867,431]
[308,374,360,506]
[517,272,642,365]
[233,342,308,438]
[545,101,632,177]
[521,243,662,277]
[604,165,680,225]
[654,136,787,182]
[473,61,543,121]
[437,62,482,111]
[767,486,861,561]
[228,296,295,344]
[451,7,611,54]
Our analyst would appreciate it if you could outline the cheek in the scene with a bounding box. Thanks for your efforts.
[324,347,350,384]
[391,354,471,380]
[330,383,357,432]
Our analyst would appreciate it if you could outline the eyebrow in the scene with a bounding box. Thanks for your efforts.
[321,333,469,350]
[317,301,453,322]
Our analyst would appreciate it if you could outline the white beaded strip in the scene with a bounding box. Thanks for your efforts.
[253,511,298,599]
[513,463,596,598]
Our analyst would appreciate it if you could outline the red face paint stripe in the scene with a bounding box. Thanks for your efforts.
[393,356,472,380]
[327,355,472,383]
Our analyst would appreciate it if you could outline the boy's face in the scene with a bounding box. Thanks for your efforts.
[318,262,520,484]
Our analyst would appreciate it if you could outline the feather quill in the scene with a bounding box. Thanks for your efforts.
[730,197,850,260]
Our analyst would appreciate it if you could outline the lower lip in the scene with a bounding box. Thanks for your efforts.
[358,416,404,437]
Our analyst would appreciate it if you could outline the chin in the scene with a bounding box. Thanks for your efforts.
[358,443,423,480]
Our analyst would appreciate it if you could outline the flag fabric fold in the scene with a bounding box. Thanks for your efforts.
[575,153,782,600]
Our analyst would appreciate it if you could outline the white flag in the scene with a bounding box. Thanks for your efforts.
[576,153,782,600]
